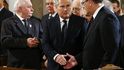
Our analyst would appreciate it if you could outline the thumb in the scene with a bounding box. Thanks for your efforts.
[66,53,73,57]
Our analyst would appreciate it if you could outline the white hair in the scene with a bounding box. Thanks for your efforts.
[72,0,82,8]
[13,0,29,13]
[72,0,82,16]
[102,0,114,12]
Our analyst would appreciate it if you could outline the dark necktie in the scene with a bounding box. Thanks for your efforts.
[62,20,67,43]
[23,20,29,28]
[23,20,29,33]
[87,17,94,31]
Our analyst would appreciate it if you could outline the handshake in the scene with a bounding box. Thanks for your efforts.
[55,53,78,69]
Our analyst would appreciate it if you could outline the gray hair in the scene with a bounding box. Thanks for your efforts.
[54,0,73,7]
[13,0,28,13]
[102,0,113,12]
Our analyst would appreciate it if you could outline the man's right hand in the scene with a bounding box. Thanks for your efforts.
[27,37,39,48]
[55,54,67,66]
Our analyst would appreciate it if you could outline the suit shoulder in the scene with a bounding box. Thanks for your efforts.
[70,14,85,23]
[2,16,14,22]
[71,14,85,20]
[2,8,13,15]
[41,14,49,20]
[30,16,41,22]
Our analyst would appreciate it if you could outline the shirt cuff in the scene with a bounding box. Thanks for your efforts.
[53,54,59,60]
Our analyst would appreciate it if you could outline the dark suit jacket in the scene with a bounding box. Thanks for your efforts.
[0,8,13,28]
[41,14,49,29]
[82,7,121,69]
[120,15,124,50]
[115,15,124,68]
[42,14,85,70]
[41,13,57,30]
[0,8,13,55]
[1,15,43,69]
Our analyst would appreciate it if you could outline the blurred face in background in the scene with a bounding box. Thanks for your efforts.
[81,0,93,21]
[112,2,120,14]
[81,0,91,15]
[81,0,96,16]
[56,0,72,19]
[46,0,55,14]
[19,0,34,19]
[72,0,82,16]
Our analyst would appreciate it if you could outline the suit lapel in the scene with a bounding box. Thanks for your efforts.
[53,15,66,44]
[83,7,105,44]
[55,16,62,37]
[13,15,27,34]
[27,19,34,35]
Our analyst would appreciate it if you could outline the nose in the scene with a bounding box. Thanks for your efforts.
[31,7,34,12]
[64,8,67,11]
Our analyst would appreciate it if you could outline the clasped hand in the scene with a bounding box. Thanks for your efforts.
[55,53,77,69]
[27,37,39,48]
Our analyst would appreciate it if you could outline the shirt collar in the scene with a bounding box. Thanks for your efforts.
[49,12,57,17]
[16,13,25,21]
[93,3,104,19]
[0,7,4,11]
[59,17,69,24]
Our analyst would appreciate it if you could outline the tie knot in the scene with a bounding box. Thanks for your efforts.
[89,17,94,23]
[22,19,28,26]
[63,20,67,24]
[22,19,27,23]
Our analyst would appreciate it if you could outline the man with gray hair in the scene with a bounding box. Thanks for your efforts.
[42,0,86,70]
[41,0,57,30]
[1,0,43,69]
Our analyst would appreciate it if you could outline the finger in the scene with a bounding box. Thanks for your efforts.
[63,62,72,69]
[60,56,67,65]
[57,55,67,65]
[66,53,73,58]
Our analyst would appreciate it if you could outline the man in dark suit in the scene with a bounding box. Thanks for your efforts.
[0,0,13,56]
[41,0,57,30]
[79,0,120,69]
[42,0,85,70]
[1,0,43,69]
[41,0,57,67]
